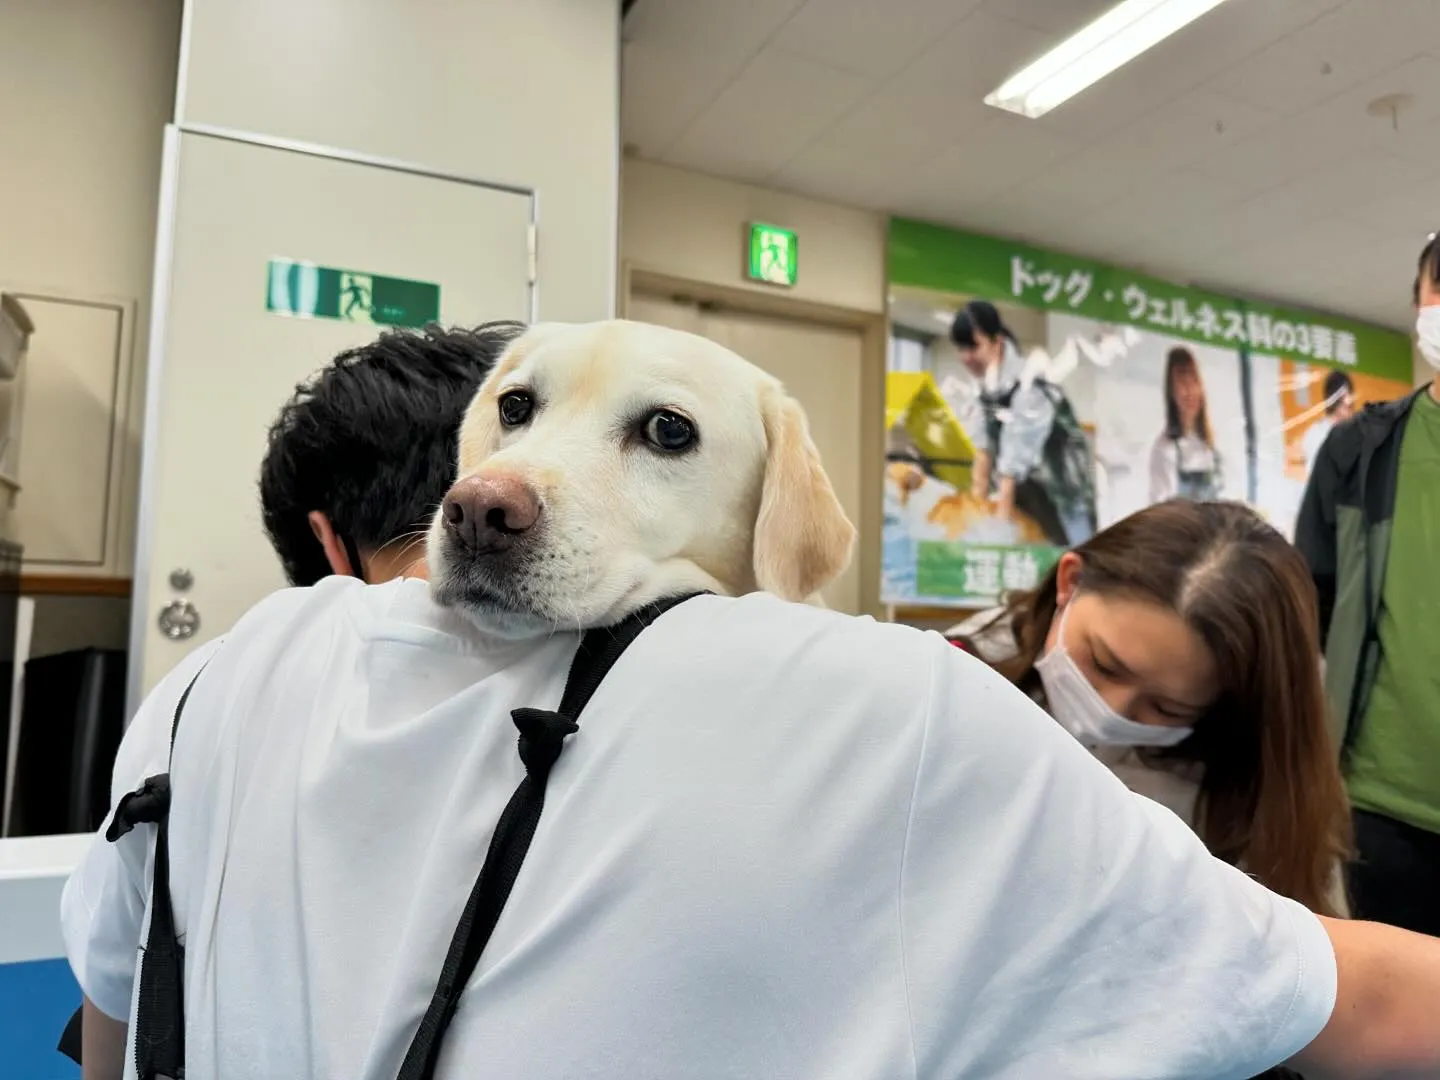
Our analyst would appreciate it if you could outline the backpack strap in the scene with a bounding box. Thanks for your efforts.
[97,665,205,1080]
[395,592,704,1080]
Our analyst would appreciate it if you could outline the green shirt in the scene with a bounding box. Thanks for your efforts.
[1348,390,1440,832]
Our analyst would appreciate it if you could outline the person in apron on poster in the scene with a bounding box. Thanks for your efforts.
[950,301,1095,546]
[1150,345,1223,502]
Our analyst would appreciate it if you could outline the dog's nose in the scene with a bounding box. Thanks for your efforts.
[442,474,541,553]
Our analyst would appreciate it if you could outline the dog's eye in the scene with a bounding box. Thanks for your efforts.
[641,409,697,452]
[498,390,534,428]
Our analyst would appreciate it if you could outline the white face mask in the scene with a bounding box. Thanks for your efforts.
[1035,600,1194,749]
[1416,306,1440,370]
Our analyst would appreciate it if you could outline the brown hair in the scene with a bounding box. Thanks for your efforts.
[1163,346,1214,446]
[988,500,1351,916]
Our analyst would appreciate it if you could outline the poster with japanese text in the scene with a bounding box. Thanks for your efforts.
[884,218,1415,611]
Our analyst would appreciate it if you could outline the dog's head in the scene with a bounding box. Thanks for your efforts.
[427,320,855,634]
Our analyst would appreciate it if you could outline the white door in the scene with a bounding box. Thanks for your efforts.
[130,129,533,704]
[628,294,864,613]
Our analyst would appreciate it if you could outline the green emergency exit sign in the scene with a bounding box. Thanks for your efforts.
[266,257,440,328]
[747,223,797,287]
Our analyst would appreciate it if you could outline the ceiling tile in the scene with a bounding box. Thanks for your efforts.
[1030,0,1320,139]
[882,8,1058,111]
[665,47,873,183]
[887,110,1080,221]
[769,99,949,207]
[1085,91,1283,173]
[622,40,750,157]
[1213,8,1387,115]
[981,0,1113,35]
[772,0,980,81]
[1084,169,1252,240]
[621,0,808,154]
[1348,181,1440,237]
[624,0,806,50]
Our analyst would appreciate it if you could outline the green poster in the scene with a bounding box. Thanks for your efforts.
[888,218,1413,383]
[913,541,1060,605]
[266,258,440,328]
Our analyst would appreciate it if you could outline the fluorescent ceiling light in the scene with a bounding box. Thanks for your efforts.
[984,0,1233,119]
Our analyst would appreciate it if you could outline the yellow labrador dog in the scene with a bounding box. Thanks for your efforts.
[427,320,855,634]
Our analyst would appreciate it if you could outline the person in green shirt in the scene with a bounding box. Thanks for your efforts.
[1296,233,1440,935]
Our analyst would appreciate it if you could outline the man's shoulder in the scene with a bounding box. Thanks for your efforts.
[1319,391,1423,468]
[652,592,960,704]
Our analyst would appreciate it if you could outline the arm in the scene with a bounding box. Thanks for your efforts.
[1294,431,1340,645]
[1291,917,1440,1080]
[901,639,1345,1078]
[995,474,1017,520]
[81,996,126,1080]
[971,449,993,501]
[1149,436,1175,502]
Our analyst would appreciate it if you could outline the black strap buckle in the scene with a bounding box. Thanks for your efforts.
[511,708,578,777]
[105,774,172,842]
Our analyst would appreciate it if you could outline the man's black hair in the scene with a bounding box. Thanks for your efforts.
[1414,232,1440,306]
[259,321,525,586]
[1322,368,1353,414]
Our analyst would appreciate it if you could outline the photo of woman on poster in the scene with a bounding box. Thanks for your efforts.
[1149,346,1223,502]
[951,301,1096,546]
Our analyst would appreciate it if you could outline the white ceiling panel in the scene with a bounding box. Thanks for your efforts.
[888,111,1080,221]
[623,0,1438,330]
[771,0,980,81]
[666,48,873,183]
[981,0,1115,35]
[621,0,808,155]
[1037,0,1320,141]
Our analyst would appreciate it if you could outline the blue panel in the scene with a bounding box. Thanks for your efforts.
[0,959,81,1079]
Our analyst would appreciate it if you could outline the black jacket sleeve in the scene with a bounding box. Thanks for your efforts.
[1295,429,1341,647]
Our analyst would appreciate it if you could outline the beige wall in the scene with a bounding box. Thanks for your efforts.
[0,0,181,576]
[620,159,886,316]
[0,0,179,313]
[178,0,619,322]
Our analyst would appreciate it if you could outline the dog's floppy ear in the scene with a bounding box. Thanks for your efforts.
[752,384,856,602]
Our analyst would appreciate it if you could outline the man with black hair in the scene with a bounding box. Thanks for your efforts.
[60,320,522,1073]
[1297,234,1440,935]
[259,320,524,585]
[1301,367,1355,477]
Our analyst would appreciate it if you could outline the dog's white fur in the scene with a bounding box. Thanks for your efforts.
[428,320,855,633]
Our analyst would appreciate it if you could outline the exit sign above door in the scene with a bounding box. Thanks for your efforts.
[746,223,797,287]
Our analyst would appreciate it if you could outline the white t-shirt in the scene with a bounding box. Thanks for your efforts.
[63,578,1335,1080]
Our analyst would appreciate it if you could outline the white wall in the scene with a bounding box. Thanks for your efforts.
[621,159,886,315]
[177,0,619,322]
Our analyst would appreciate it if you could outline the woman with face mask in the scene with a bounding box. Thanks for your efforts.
[948,499,1352,919]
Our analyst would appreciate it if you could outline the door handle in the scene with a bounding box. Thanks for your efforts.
[157,598,200,640]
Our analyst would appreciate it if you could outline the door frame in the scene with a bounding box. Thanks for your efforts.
[619,263,887,618]
[126,123,541,716]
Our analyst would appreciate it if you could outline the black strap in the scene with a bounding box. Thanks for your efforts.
[77,667,205,1079]
[395,592,701,1080]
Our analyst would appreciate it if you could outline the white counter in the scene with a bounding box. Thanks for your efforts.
[0,833,89,1076]
[0,833,92,964]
